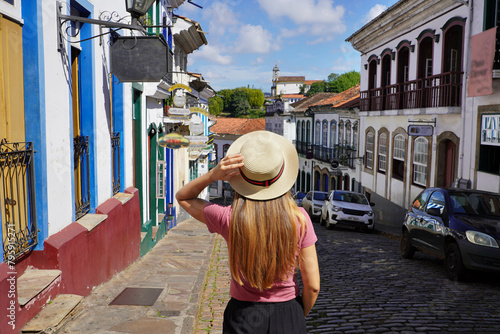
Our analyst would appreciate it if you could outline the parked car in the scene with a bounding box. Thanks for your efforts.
[320,190,375,232]
[302,191,329,220]
[293,192,307,207]
[401,187,500,281]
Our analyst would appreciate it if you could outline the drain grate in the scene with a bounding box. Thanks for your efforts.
[109,287,163,306]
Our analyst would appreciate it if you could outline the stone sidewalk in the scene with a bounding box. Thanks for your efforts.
[56,218,231,334]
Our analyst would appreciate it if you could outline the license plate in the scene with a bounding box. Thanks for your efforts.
[346,216,360,221]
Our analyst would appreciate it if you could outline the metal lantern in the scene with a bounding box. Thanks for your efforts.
[125,0,157,17]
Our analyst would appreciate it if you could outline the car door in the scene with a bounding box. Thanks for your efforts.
[419,190,447,255]
[303,191,313,212]
[406,189,432,247]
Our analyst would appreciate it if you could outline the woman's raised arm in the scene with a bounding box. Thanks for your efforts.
[176,154,244,223]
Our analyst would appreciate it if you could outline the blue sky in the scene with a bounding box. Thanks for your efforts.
[176,0,399,92]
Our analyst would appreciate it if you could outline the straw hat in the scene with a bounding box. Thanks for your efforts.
[226,130,299,200]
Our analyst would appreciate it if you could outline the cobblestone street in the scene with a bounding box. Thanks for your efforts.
[306,222,500,333]
[196,221,500,333]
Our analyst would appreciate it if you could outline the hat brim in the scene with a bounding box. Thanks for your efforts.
[226,131,299,200]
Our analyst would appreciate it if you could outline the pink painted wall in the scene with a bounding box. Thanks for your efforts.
[0,187,141,333]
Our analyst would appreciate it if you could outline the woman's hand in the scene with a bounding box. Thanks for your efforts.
[210,153,244,182]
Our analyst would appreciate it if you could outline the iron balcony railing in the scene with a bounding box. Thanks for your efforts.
[312,144,356,168]
[111,133,121,195]
[0,141,38,261]
[74,135,90,220]
[360,71,463,112]
[295,140,313,157]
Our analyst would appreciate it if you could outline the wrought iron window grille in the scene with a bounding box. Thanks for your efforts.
[0,140,38,261]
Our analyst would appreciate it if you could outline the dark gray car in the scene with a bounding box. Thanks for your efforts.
[401,187,500,281]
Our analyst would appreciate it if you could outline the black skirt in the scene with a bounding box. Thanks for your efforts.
[223,296,307,334]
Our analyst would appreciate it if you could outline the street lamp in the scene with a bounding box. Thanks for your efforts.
[125,0,157,24]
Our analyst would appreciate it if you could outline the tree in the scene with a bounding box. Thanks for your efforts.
[230,88,251,117]
[217,89,234,112]
[305,81,327,97]
[247,88,265,108]
[209,96,223,116]
[327,71,360,93]
[299,84,306,95]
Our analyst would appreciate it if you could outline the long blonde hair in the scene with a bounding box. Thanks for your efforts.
[228,191,307,291]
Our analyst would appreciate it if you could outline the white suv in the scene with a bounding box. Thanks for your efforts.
[320,190,375,232]
[302,191,329,220]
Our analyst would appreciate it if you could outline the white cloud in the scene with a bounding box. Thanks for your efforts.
[191,44,233,65]
[252,57,265,65]
[233,24,279,54]
[203,2,240,36]
[257,0,346,39]
[363,4,387,23]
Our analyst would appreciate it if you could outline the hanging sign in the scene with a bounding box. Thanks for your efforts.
[159,133,190,149]
[186,135,209,149]
[168,108,191,118]
[408,125,433,136]
[169,84,192,92]
[189,115,205,135]
[190,107,210,117]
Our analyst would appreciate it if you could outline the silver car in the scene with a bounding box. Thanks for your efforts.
[320,190,375,232]
[302,191,329,220]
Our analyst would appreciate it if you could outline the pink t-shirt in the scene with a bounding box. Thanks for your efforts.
[202,204,317,302]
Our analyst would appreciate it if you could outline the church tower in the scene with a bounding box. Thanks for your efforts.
[271,65,279,97]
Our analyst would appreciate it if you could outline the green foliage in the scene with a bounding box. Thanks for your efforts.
[299,84,306,94]
[217,89,234,112]
[230,88,251,117]
[248,109,265,118]
[215,87,266,117]
[209,96,223,116]
[305,81,327,97]
[247,88,265,109]
[327,71,360,93]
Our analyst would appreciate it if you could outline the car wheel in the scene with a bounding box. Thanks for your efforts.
[400,229,415,259]
[444,242,467,281]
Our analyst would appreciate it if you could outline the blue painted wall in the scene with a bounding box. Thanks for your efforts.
[22,0,48,250]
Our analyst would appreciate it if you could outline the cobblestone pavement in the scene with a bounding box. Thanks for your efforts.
[195,234,230,333]
[306,222,500,333]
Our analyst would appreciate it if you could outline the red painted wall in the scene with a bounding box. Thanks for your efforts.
[0,187,141,333]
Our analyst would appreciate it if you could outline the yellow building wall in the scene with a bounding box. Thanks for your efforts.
[0,14,25,143]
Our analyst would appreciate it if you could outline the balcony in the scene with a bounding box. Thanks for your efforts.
[360,71,463,112]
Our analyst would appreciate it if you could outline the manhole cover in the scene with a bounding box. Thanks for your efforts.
[109,287,163,306]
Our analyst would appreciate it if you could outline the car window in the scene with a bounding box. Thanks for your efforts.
[451,192,500,216]
[412,189,432,211]
[313,192,327,200]
[306,192,312,200]
[425,191,445,215]
[296,193,306,200]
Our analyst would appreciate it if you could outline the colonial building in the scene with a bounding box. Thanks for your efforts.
[0,0,212,331]
[345,0,500,223]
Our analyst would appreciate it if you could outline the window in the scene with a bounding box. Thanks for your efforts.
[223,144,230,158]
[413,137,428,186]
[378,133,387,172]
[353,122,359,152]
[339,121,344,145]
[322,121,328,147]
[392,134,406,181]
[346,122,352,146]
[366,131,374,169]
[484,0,500,69]
[330,121,337,147]
[315,121,321,145]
